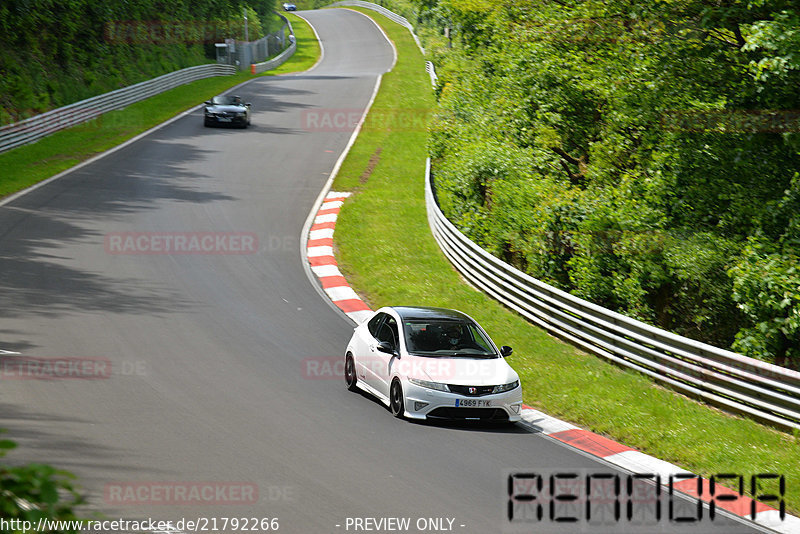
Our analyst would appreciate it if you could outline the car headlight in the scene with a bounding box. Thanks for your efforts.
[492,380,519,394]
[408,378,450,392]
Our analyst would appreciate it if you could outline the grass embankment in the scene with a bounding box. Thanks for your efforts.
[331,7,800,513]
[0,13,319,200]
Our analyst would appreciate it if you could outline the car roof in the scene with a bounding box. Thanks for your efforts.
[389,306,472,322]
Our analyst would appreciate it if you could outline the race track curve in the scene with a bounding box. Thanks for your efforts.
[0,8,765,534]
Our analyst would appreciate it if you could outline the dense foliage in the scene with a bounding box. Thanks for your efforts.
[0,434,83,530]
[408,0,800,367]
[0,0,281,125]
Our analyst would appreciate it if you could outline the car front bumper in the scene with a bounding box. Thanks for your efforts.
[403,381,523,422]
[205,114,248,126]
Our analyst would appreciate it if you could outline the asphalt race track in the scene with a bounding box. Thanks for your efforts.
[0,9,766,534]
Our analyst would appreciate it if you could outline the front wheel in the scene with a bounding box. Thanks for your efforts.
[345,354,357,391]
[390,379,405,418]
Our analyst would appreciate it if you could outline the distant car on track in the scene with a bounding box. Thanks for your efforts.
[283,3,297,11]
[344,306,523,423]
[203,95,251,128]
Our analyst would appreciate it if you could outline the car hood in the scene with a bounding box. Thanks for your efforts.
[206,104,246,113]
[402,354,518,386]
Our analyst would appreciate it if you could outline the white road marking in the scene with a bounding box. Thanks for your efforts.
[325,286,360,301]
[310,228,335,240]
[311,264,343,277]
[307,245,334,257]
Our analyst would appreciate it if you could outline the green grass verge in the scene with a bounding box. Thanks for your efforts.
[263,13,321,76]
[0,13,320,200]
[332,7,800,513]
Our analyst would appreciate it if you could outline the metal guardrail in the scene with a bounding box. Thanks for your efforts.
[425,61,438,88]
[0,64,235,155]
[252,38,297,74]
[425,158,800,432]
[252,15,297,74]
[326,0,424,53]
[239,14,295,71]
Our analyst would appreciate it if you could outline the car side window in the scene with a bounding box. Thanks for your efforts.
[376,316,399,349]
[367,313,386,338]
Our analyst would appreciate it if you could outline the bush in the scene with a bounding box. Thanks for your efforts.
[0,435,84,529]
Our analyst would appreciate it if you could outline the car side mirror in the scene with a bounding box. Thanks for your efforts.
[500,345,513,357]
[377,341,397,356]
[204,101,212,105]
[246,102,252,107]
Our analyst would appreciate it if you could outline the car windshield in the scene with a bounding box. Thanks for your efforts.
[211,96,242,106]
[403,319,497,358]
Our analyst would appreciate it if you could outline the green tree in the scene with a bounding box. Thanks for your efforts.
[424,0,800,365]
[730,240,800,368]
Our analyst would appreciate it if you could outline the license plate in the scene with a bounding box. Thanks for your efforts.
[456,399,491,407]
[217,117,232,122]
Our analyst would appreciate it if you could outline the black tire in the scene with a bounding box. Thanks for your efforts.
[345,354,357,391]
[390,379,405,418]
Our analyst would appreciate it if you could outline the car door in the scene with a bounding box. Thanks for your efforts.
[356,312,387,389]
[372,314,400,398]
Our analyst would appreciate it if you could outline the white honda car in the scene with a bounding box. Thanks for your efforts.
[344,306,523,423]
